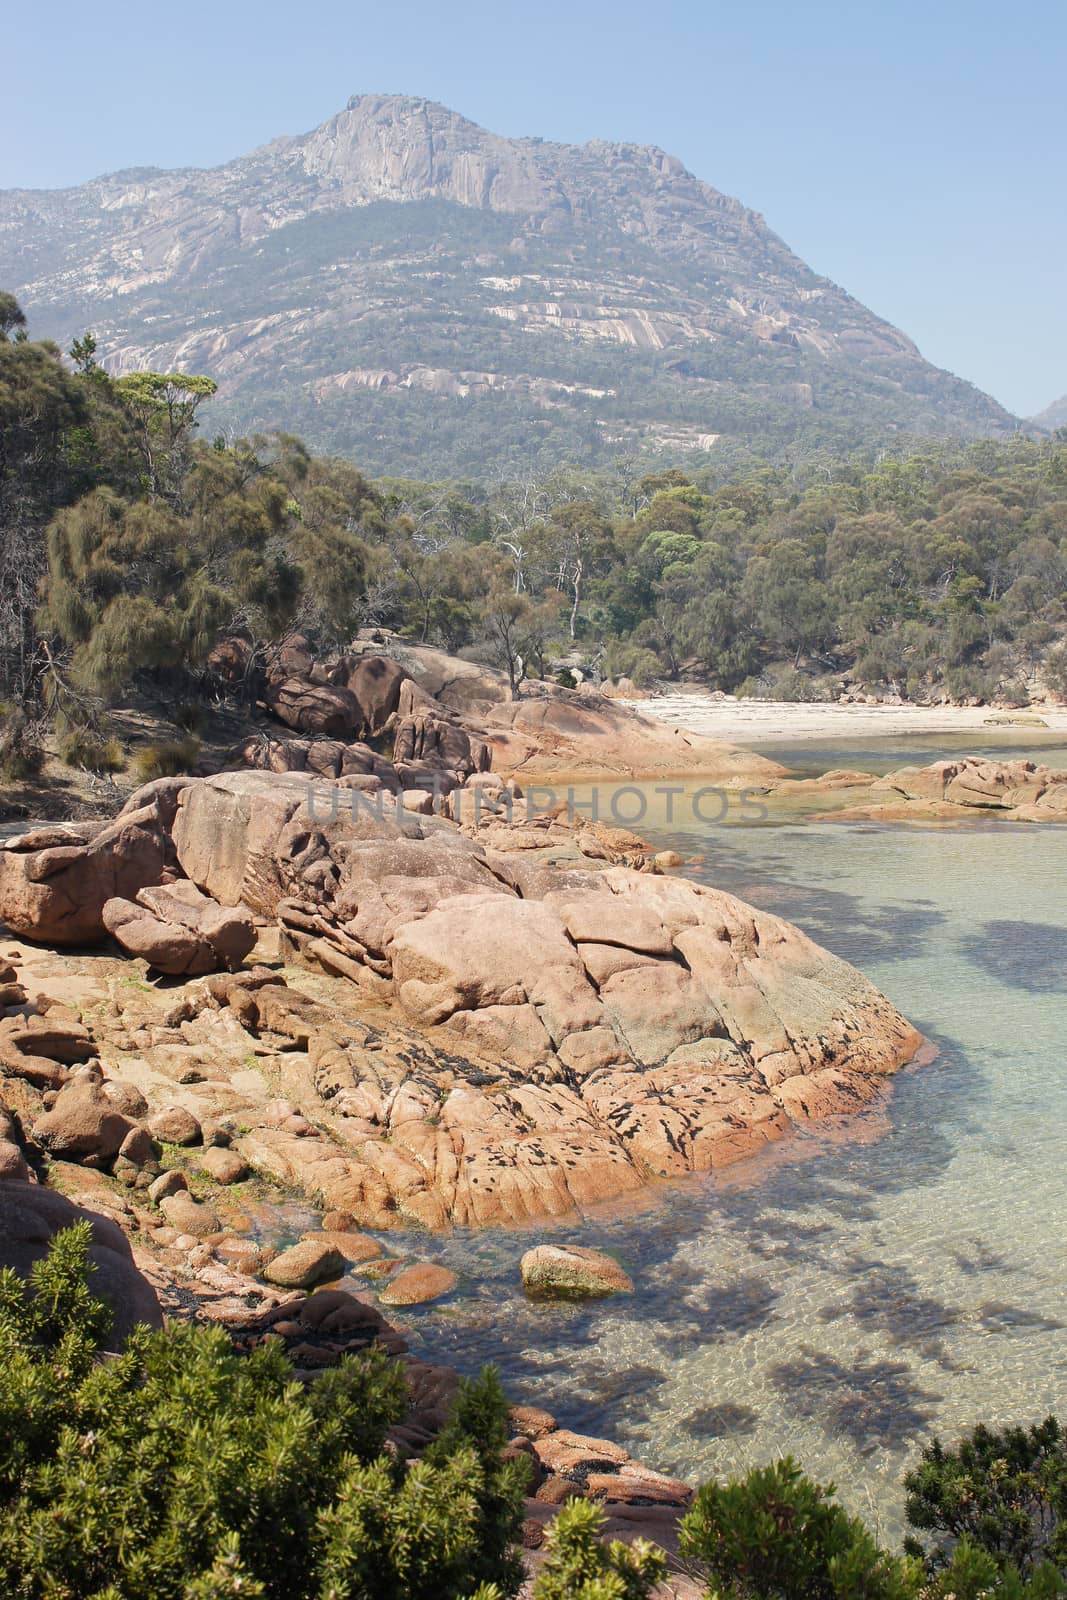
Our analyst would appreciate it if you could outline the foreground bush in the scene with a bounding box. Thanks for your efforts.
[0,1224,527,1599]
[678,1453,1066,1600]
[532,1498,666,1598]
[680,1457,918,1600]
[2,1228,1065,1600]
[904,1418,1067,1578]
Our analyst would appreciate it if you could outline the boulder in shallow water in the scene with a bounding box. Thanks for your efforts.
[520,1244,633,1299]
[307,1229,383,1265]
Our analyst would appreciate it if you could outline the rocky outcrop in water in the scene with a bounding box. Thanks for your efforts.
[231,638,784,790]
[0,759,920,1226]
[800,757,1067,823]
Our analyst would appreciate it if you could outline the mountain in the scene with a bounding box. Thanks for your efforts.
[0,94,1020,477]
[1032,395,1067,432]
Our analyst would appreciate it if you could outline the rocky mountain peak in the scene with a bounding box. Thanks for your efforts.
[293,92,569,215]
[0,95,1019,475]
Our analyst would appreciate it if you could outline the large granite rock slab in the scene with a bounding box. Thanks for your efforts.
[163,771,922,1228]
[0,799,169,945]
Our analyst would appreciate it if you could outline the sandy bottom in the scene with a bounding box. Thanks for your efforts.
[624,693,1067,746]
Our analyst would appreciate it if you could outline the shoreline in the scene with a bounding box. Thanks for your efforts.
[622,693,1067,748]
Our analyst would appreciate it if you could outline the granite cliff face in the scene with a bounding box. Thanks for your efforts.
[1,94,1017,473]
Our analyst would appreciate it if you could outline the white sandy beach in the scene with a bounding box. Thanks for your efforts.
[623,692,1067,747]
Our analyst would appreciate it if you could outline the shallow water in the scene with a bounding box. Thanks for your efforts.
[373,738,1067,1534]
[760,729,1067,780]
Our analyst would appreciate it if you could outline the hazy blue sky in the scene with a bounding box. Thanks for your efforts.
[5,0,1064,415]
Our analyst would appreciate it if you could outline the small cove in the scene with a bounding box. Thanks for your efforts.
[7,740,1064,1534]
[361,734,1067,1534]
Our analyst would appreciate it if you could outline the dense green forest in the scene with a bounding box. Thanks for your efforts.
[2,293,1065,776]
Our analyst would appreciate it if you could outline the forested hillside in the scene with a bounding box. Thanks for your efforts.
[2,296,1065,785]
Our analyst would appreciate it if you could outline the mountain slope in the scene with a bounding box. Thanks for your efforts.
[1032,395,1067,431]
[0,94,1019,475]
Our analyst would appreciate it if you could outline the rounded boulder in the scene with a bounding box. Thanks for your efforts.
[520,1244,633,1300]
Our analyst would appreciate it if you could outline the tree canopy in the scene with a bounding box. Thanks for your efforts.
[2,291,1066,733]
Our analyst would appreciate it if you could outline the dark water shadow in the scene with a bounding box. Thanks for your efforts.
[957,920,1067,993]
[768,1347,944,1451]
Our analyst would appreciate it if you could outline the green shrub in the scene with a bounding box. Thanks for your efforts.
[1044,645,1067,699]
[944,663,998,703]
[58,727,125,772]
[0,1224,527,1599]
[601,641,663,689]
[919,1537,1066,1599]
[679,1456,918,1600]
[993,680,1032,709]
[131,734,201,781]
[677,1448,1067,1600]
[532,1497,666,1598]
[904,1418,1067,1578]
[740,666,837,703]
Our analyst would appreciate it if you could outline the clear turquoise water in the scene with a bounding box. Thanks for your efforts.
[382,738,1067,1534]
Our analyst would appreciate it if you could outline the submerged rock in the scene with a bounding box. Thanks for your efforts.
[378,1262,458,1306]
